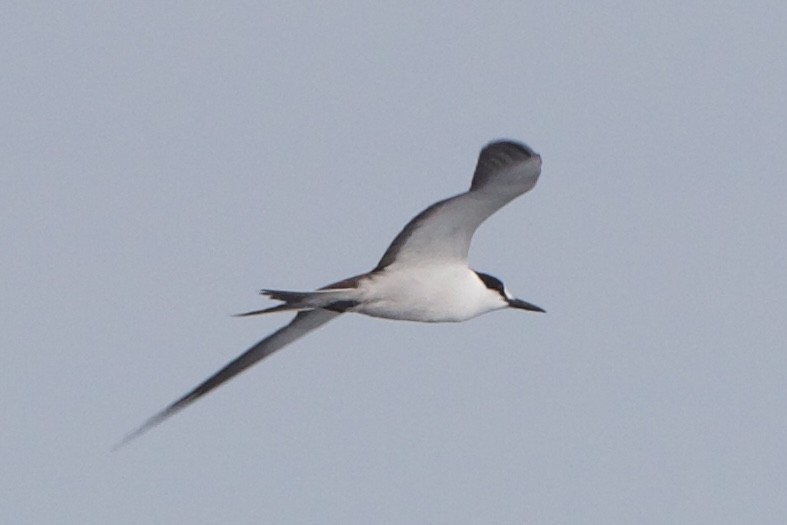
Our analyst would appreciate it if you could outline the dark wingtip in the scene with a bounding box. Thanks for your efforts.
[484,139,536,158]
[112,409,172,451]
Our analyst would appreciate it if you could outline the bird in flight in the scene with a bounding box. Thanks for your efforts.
[117,140,544,448]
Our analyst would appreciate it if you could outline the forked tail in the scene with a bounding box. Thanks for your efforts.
[235,288,360,317]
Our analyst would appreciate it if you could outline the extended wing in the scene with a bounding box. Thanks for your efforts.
[375,141,541,270]
[115,308,340,448]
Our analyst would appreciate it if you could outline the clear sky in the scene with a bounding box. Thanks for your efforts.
[3,2,786,524]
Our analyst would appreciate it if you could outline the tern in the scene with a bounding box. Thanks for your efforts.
[117,140,544,447]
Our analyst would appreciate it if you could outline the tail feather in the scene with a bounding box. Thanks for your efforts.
[236,287,359,317]
[260,289,319,303]
[233,303,307,317]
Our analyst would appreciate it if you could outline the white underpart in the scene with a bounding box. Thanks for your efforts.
[352,263,508,322]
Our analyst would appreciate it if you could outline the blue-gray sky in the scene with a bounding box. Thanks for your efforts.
[3,3,786,523]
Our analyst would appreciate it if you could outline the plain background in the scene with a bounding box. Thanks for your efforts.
[3,2,786,524]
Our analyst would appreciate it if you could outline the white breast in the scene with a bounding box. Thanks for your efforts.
[353,263,507,322]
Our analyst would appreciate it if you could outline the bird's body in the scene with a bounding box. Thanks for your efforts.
[342,262,508,322]
[117,139,545,447]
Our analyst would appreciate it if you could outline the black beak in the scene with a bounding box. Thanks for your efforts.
[507,298,546,313]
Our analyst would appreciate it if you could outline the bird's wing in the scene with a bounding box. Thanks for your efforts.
[375,141,542,270]
[115,308,340,448]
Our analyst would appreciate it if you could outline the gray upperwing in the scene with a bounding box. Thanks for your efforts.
[469,140,540,192]
[375,140,541,270]
[115,308,340,449]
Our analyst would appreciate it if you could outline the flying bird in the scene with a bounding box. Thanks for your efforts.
[117,140,544,447]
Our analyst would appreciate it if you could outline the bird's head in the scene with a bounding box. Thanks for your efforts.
[475,271,545,313]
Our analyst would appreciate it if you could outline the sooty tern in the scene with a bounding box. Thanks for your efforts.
[117,140,544,447]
